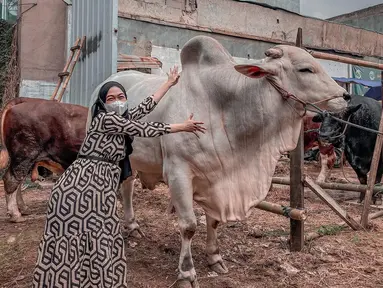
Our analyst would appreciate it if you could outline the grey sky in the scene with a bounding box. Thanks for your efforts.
[300,0,383,19]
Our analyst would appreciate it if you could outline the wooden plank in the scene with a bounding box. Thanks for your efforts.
[289,27,305,252]
[361,71,383,227]
[272,176,383,193]
[304,176,362,230]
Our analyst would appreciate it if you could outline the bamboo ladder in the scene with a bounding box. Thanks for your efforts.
[50,36,86,102]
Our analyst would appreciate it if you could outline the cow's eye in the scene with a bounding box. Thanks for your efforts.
[299,68,314,73]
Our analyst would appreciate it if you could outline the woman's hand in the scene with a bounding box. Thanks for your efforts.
[169,114,206,138]
[152,65,181,103]
[167,65,180,87]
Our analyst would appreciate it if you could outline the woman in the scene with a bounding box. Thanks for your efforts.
[32,66,205,287]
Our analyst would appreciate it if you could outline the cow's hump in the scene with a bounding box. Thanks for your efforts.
[181,36,234,67]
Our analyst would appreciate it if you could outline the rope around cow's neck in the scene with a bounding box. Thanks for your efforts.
[266,77,383,136]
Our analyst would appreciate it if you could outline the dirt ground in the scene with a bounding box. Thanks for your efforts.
[1,162,383,288]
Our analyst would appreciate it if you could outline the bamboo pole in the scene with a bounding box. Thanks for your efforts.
[50,37,80,101]
[309,51,383,70]
[272,177,383,194]
[369,210,383,220]
[56,36,86,102]
[256,201,307,221]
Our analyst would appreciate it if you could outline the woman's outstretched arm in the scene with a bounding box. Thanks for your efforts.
[129,66,180,121]
[103,112,205,138]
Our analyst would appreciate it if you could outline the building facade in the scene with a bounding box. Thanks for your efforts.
[14,0,383,105]
[328,4,383,95]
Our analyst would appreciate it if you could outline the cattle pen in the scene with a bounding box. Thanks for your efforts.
[270,27,383,252]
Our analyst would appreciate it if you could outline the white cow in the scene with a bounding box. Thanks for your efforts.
[90,35,348,287]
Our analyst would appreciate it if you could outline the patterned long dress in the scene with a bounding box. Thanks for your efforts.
[32,96,170,288]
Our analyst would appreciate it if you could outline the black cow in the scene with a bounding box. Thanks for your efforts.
[313,94,383,204]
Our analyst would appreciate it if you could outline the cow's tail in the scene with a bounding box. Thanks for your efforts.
[0,98,25,169]
[0,111,10,169]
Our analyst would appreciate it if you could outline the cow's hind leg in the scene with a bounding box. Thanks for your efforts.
[120,176,144,238]
[3,170,25,222]
[373,174,383,205]
[16,185,30,215]
[206,215,228,274]
[168,174,198,288]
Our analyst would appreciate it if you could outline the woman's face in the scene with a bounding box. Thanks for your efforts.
[105,86,126,104]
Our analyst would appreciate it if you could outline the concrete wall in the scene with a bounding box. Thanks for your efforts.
[239,0,300,13]
[118,18,350,79]
[18,0,67,99]
[118,0,383,60]
[328,5,383,34]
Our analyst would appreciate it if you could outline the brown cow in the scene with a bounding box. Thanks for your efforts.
[0,97,87,222]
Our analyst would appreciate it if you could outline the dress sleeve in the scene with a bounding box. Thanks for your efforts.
[129,96,157,121]
[102,112,171,137]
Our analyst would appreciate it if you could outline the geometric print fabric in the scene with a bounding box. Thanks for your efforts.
[32,96,170,287]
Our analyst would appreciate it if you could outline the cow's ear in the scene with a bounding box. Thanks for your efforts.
[345,104,362,118]
[234,64,272,79]
[312,114,323,123]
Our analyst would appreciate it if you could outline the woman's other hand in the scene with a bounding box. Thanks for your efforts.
[167,65,180,87]
[170,114,206,138]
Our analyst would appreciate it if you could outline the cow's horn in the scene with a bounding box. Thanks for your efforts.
[265,48,283,59]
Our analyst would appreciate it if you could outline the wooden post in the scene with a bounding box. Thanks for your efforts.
[290,27,305,252]
[361,81,383,227]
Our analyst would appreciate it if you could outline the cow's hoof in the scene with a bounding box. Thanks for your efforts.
[176,279,199,288]
[9,215,26,223]
[123,223,145,239]
[374,198,382,205]
[124,219,143,238]
[20,207,31,216]
[209,260,229,274]
[128,228,145,239]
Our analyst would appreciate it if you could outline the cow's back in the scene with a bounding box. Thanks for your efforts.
[3,98,87,169]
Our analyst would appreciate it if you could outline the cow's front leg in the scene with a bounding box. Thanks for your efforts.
[168,174,199,288]
[206,215,228,274]
[317,152,330,182]
[16,185,30,215]
[357,172,368,203]
[3,170,25,222]
[120,176,144,238]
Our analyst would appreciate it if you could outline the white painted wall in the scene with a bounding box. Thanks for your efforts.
[19,80,58,100]
[317,59,349,78]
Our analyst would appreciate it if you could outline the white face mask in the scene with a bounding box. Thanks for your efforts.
[104,100,129,116]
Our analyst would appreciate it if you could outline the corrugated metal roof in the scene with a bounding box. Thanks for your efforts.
[68,0,118,107]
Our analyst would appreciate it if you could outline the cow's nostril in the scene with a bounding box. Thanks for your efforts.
[343,92,351,101]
